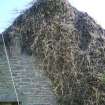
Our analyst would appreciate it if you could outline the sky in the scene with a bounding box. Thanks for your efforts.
[0,0,33,33]
[70,0,105,28]
[0,0,105,33]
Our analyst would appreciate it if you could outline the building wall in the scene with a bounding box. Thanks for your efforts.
[0,38,57,105]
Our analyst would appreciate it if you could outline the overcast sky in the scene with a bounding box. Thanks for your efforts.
[70,0,105,28]
[0,0,105,33]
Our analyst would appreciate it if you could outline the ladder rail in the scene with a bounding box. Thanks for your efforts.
[1,33,20,105]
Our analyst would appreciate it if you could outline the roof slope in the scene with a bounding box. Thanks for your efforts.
[2,0,105,105]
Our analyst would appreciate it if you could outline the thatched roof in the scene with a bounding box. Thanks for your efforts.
[2,0,105,104]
